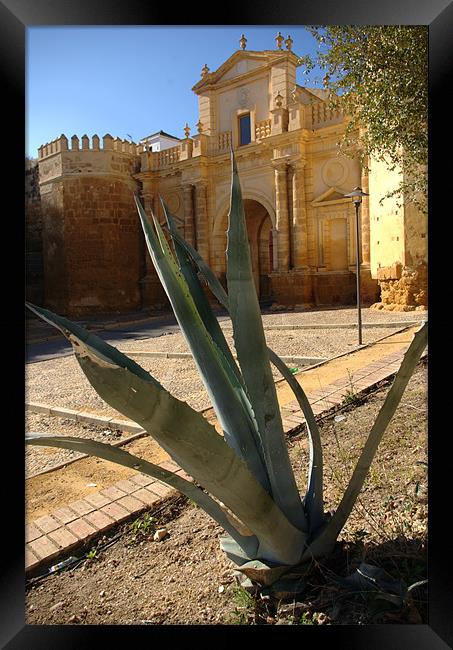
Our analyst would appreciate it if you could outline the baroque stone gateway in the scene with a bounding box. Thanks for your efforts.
[25,36,427,317]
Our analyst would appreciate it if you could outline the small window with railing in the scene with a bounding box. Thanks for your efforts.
[238,113,251,146]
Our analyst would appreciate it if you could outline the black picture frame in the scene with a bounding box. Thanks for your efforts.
[1,0,451,647]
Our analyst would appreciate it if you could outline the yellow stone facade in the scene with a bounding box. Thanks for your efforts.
[30,42,427,315]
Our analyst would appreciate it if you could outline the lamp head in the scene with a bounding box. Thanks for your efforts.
[344,187,369,206]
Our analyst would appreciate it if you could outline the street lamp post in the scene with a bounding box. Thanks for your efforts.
[344,187,369,346]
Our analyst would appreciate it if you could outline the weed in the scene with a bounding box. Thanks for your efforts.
[130,513,156,538]
[85,547,97,561]
[342,370,362,406]
[229,586,256,624]
[298,611,315,625]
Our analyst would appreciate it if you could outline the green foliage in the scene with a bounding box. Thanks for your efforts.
[300,26,428,213]
[26,154,427,586]
[230,586,256,624]
[130,513,156,537]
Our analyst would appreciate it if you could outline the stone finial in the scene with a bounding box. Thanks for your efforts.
[184,123,191,139]
[275,92,283,108]
[92,134,100,150]
[81,134,89,150]
[196,119,203,134]
[201,64,210,77]
[285,34,293,51]
[239,34,247,50]
[275,31,284,50]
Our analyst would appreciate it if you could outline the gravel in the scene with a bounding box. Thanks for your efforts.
[25,307,427,477]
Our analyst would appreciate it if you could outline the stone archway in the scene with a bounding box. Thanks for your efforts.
[211,198,274,301]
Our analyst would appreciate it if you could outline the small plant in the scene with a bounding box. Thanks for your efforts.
[230,586,256,624]
[298,611,315,625]
[26,153,427,593]
[342,370,362,406]
[85,547,97,561]
[130,513,156,537]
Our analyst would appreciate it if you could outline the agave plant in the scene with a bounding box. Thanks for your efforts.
[26,153,427,587]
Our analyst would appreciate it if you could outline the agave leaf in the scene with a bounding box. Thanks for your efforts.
[165,225,229,309]
[161,197,244,386]
[166,221,324,533]
[26,302,306,565]
[134,196,269,491]
[268,349,325,535]
[26,432,258,556]
[303,322,428,561]
[226,152,306,532]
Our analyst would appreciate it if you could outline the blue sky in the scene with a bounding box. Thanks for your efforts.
[26,26,323,158]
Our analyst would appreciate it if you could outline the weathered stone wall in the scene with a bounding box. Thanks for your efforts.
[38,135,143,316]
[368,156,427,310]
[25,160,44,305]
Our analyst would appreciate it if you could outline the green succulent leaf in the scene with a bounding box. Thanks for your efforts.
[165,213,323,534]
[161,197,243,386]
[26,302,306,566]
[26,432,258,556]
[134,196,270,492]
[267,349,325,535]
[226,152,306,533]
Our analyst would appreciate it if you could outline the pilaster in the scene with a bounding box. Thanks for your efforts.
[194,181,209,261]
[183,184,196,246]
[273,163,290,272]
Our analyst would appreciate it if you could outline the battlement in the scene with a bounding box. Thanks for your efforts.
[38,134,140,160]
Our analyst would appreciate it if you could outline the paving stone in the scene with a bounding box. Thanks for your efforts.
[68,499,96,516]
[175,468,192,482]
[47,526,79,549]
[28,536,60,561]
[84,492,112,509]
[132,487,161,506]
[113,478,141,494]
[51,506,80,525]
[100,501,131,523]
[84,510,116,532]
[159,459,181,473]
[129,474,156,488]
[148,481,174,498]
[66,518,97,540]
[34,514,61,534]
[25,546,40,571]
[26,522,43,543]
[99,485,128,501]
[117,494,147,513]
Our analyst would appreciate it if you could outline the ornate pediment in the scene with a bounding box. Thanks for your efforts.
[311,187,350,206]
[192,50,298,93]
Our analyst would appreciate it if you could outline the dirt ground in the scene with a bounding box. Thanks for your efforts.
[25,362,427,626]
[26,327,418,521]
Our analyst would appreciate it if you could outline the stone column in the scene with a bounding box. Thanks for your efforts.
[194,181,209,261]
[274,163,290,272]
[291,159,309,268]
[182,184,195,246]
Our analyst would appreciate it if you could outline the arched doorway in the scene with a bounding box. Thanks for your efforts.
[244,199,273,300]
[212,198,274,301]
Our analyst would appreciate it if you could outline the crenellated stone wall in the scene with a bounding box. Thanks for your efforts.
[37,134,143,316]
